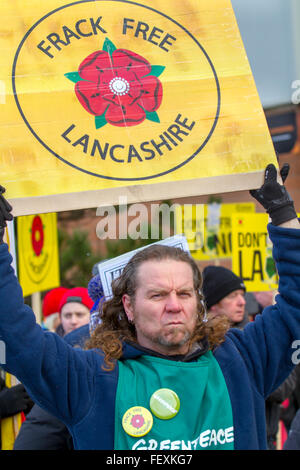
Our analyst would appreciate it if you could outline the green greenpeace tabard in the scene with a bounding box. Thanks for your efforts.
[114,352,234,450]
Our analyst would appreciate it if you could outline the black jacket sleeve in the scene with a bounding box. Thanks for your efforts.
[283,409,300,450]
[13,404,74,450]
[266,367,298,404]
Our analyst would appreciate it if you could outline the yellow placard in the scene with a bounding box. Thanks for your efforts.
[0,373,23,450]
[17,213,60,296]
[1,0,276,215]
[175,202,255,260]
[3,221,18,275]
[231,213,278,292]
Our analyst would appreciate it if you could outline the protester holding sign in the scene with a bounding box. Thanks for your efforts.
[0,164,299,450]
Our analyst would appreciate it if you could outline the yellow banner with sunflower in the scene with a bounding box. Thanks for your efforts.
[17,213,60,296]
[1,0,276,215]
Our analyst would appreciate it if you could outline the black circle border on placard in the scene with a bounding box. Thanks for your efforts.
[12,0,221,182]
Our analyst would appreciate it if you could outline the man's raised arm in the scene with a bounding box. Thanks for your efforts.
[0,189,96,426]
[228,162,300,397]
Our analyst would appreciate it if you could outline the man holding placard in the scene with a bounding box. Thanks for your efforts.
[0,164,299,450]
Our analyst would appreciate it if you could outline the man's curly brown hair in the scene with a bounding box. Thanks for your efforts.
[85,244,230,370]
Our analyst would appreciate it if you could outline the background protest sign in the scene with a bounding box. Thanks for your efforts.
[175,202,255,260]
[231,213,278,292]
[17,213,60,296]
[1,0,277,216]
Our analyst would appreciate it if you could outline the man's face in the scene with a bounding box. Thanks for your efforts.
[210,289,246,325]
[60,302,90,335]
[122,259,199,356]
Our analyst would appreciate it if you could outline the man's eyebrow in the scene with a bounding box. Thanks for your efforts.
[146,286,194,294]
[146,287,167,294]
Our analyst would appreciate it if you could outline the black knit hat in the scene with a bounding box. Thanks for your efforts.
[202,266,246,310]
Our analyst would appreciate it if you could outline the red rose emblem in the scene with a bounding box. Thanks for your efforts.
[31,215,44,257]
[130,414,145,429]
[74,47,163,127]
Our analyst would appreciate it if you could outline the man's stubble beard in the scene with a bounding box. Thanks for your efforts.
[134,316,197,352]
[155,325,192,349]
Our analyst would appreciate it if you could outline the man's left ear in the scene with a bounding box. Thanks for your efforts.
[122,294,134,323]
[209,304,219,315]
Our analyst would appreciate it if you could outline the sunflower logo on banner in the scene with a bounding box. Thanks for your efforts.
[17,213,60,297]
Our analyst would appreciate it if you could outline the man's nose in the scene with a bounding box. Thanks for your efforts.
[238,295,246,305]
[165,293,181,312]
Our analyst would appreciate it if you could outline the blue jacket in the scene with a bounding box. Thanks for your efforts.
[0,223,300,450]
[13,328,90,451]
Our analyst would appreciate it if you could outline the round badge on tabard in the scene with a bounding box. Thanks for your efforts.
[122,406,153,437]
[150,388,180,420]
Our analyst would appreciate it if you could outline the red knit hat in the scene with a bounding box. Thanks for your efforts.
[42,287,68,318]
[58,287,94,313]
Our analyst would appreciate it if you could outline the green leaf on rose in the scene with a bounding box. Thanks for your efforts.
[265,257,276,278]
[145,111,160,123]
[95,114,107,129]
[207,234,217,251]
[148,65,165,77]
[103,37,117,56]
[64,72,84,83]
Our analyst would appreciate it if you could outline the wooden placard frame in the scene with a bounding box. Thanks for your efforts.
[9,170,266,216]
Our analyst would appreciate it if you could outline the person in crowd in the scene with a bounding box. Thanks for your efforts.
[0,164,300,450]
[283,408,300,450]
[244,292,261,322]
[280,363,300,434]
[87,271,105,334]
[58,287,93,336]
[251,290,297,450]
[42,287,68,333]
[253,291,276,313]
[12,400,74,451]
[202,265,247,329]
[265,368,298,450]
[243,288,299,450]
[0,368,33,449]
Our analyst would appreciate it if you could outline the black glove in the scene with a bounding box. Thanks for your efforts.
[0,384,33,419]
[250,163,297,226]
[0,186,13,243]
